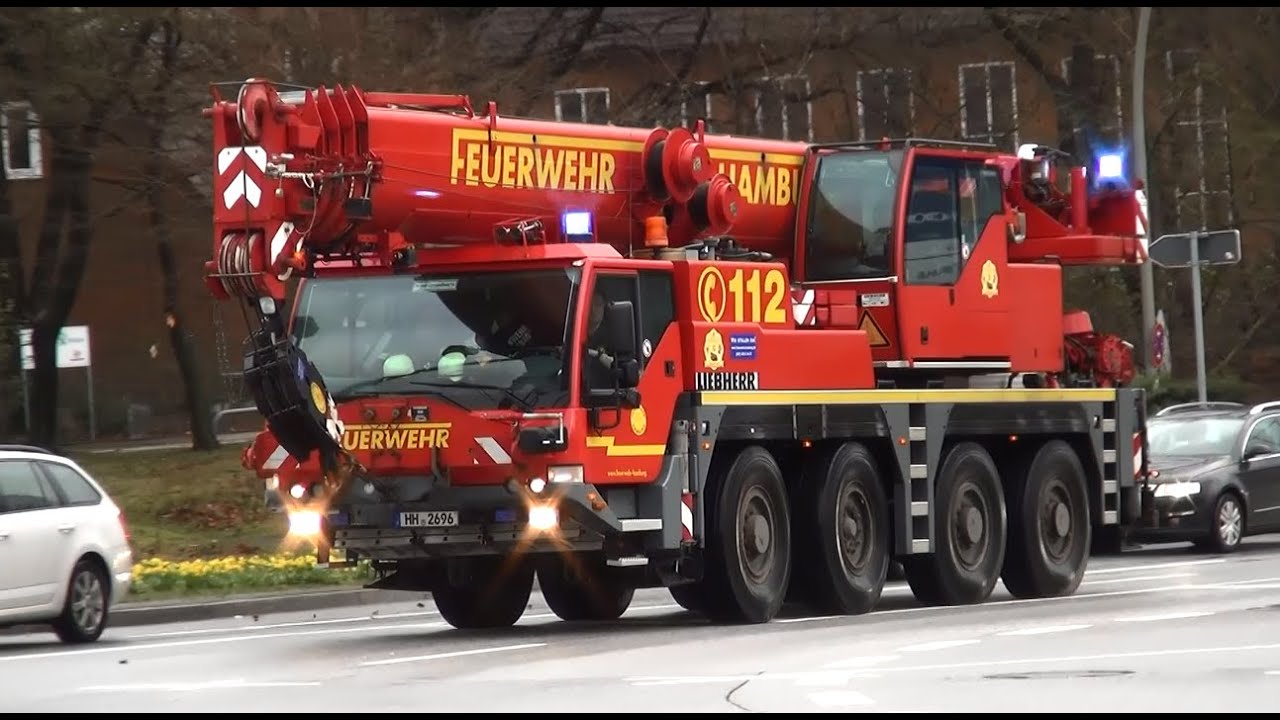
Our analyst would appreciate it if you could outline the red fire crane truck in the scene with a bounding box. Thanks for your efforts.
[205,78,1150,629]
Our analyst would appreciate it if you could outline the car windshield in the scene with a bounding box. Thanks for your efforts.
[291,268,580,410]
[1146,416,1245,457]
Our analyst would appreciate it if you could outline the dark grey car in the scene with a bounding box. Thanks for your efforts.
[1135,401,1280,553]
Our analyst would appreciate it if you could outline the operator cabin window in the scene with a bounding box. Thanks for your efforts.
[555,88,611,125]
[1,101,42,180]
[804,150,901,282]
[903,157,1004,286]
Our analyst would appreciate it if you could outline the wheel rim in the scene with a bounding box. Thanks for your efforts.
[738,484,777,586]
[1218,498,1242,547]
[72,570,105,635]
[950,479,991,571]
[1038,477,1075,565]
[836,480,873,576]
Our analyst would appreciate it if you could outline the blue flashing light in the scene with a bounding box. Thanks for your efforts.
[562,211,594,241]
[1097,153,1124,180]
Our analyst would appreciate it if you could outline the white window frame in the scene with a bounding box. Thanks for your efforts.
[679,81,714,133]
[1164,48,1233,230]
[1059,53,1125,142]
[2,101,43,181]
[554,87,611,124]
[754,74,814,142]
[957,61,1019,148]
[856,68,915,141]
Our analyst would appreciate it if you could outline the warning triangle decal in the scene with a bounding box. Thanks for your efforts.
[857,311,890,348]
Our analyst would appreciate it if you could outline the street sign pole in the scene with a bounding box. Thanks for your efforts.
[1188,231,1208,403]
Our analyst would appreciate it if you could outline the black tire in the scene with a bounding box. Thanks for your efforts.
[433,557,534,629]
[903,442,1007,606]
[794,442,890,615]
[537,555,635,621]
[1001,440,1092,599]
[1197,492,1244,554]
[703,445,792,624]
[52,557,109,644]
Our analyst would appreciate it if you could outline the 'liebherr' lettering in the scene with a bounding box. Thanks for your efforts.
[451,141,617,193]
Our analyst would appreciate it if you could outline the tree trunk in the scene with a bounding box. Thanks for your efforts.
[144,17,219,451]
[0,172,25,438]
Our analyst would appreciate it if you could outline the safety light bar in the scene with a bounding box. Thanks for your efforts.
[562,211,594,242]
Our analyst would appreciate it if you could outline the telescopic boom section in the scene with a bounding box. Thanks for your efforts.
[203,78,748,305]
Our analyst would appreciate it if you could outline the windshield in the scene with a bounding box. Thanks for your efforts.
[1146,416,1244,457]
[291,268,580,410]
[805,149,902,281]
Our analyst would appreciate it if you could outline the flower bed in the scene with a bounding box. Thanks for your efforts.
[130,553,373,597]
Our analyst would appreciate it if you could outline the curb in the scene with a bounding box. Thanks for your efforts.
[111,587,429,628]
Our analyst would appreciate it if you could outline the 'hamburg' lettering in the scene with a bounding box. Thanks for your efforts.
[716,163,799,206]
[695,372,760,391]
[451,140,617,193]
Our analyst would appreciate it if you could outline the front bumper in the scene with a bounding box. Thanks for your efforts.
[1134,485,1214,541]
[331,482,635,560]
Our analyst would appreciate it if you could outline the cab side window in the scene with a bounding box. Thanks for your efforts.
[581,273,639,392]
[0,460,57,513]
[904,157,1004,286]
[638,270,675,363]
[39,462,103,506]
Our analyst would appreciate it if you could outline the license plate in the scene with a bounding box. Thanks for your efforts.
[398,510,459,528]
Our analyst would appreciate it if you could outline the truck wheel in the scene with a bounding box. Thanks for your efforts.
[1001,440,1091,598]
[537,554,635,621]
[794,442,890,615]
[668,583,707,613]
[704,445,792,624]
[432,557,534,630]
[904,442,1007,606]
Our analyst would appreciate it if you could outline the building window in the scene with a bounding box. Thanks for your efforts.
[1059,53,1125,146]
[555,88,610,124]
[1165,49,1233,231]
[678,81,714,133]
[958,61,1019,149]
[2,101,42,181]
[754,75,813,142]
[857,68,914,140]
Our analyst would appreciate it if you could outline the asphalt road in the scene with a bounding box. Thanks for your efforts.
[6,540,1280,713]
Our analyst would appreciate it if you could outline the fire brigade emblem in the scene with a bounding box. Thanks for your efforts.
[980,259,999,298]
[309,381,328,413]
[703,328,725,371]
[630,406,648,436]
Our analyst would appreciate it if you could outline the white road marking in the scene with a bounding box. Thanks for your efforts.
[897,639,978,652]
[358,642,545,667]
[128,611,439,639]
[823,654,901,669]
[627,641,1280,686]
[794,672,854,687]
[1085,558,1226,575]
[996,624,1092,636]
[1114,611,1214,623]
[807,690,875,707]
[1086,572,1193,585]
[78,679,321,693]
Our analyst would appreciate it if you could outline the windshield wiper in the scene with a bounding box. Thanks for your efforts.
[337,367,439,396]
[333,369,474,411]
[411,379,535,412]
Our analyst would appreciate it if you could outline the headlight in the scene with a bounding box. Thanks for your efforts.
[547,465,584,484]
[1154,481,1201,499]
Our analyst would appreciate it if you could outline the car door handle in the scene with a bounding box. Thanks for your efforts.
[0,530,8,541]
[58,524,76,534]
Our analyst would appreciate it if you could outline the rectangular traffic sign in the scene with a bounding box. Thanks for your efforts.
[1148,228,1241,268]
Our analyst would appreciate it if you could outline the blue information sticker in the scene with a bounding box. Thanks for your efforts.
[729,332,758,360]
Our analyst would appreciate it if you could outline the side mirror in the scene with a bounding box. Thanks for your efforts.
[605,300,637,359]
[1243,444,1272,462]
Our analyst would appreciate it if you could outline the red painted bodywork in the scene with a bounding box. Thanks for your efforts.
[205,79,1148,491]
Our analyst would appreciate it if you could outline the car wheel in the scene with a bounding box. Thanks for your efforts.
[52,558,110,644]
[1205,493,1244,554]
